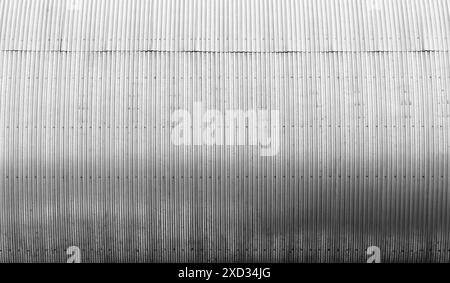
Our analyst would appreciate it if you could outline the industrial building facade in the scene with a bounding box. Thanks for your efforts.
[0,0,449,262]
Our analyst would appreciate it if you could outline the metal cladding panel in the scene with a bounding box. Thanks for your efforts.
[0,51,449,262]
[1,0,450,52]
[0,1,450,263]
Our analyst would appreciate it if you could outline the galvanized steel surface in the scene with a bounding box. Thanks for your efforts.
[0,0,449,263]
[1,0,450,52]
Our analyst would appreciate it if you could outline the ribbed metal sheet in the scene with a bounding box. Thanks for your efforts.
[1,0,450,52]
[0,1,449,263]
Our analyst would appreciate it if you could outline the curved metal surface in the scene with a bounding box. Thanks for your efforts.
[0,0,449,262]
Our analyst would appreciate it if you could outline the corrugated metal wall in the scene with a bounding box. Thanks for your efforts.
[0,0,449,262]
